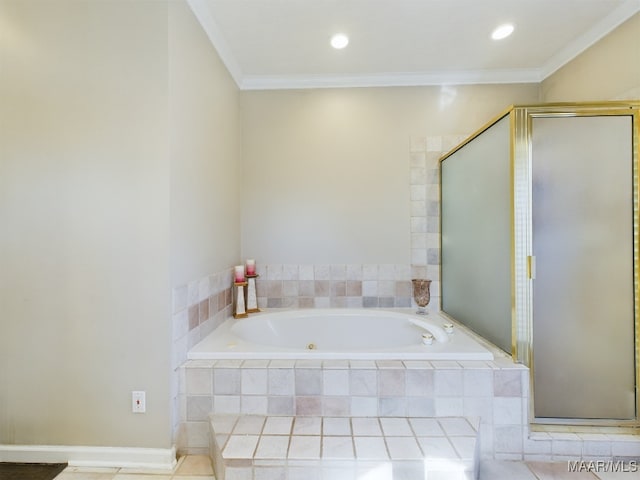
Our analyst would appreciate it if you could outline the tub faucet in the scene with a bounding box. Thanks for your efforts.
[408,317,449,343]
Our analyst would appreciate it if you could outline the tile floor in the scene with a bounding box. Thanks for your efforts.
[53,455,214,480]
[50,455,640,479]
[211,414,478,479]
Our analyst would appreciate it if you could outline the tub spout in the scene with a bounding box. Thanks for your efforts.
[408,317,449,343]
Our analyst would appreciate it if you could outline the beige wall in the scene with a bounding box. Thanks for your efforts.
[169,2,241,288]
[541,12,640,102]
[240,84,540,264]
[0,0,241,451]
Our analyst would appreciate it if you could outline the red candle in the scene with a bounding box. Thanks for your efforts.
[246,259,256,276]
[234,265,245,283]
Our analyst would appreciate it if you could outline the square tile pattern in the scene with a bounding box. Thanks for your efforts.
[180,358,640,464]
[179,357,528,459]
[210,414,479,480]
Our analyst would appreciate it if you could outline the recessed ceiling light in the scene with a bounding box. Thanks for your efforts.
[330,33,349,49]
[491,23,514,40]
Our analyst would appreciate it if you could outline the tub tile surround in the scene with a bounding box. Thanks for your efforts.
[254,263,441,312]
[173,269,234,369]
[172,268,234,445]
[409,134,467,284]
[179,357,640,464]
[178,356,529,460]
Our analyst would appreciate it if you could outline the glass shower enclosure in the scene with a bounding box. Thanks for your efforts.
[439,102,639,425]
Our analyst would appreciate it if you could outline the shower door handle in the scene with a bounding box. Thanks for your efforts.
[527,255,536,279]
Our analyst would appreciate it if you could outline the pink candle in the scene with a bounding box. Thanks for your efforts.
[234,265,245,283]
[246,259,256,276]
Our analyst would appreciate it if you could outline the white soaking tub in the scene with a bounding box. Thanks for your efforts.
[188,309,493,360]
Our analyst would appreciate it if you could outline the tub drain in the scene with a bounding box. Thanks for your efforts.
[307,343,316,350]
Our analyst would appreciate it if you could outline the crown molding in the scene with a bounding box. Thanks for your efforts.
[539,0,640,80]
[186,0,243,87]
[240,69,543,90]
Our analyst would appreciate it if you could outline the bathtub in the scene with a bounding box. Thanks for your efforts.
[188,308,493,360]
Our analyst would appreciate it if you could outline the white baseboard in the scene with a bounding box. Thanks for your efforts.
[0,444,177,470]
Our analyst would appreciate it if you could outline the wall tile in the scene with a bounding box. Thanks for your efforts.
[322,397,350,416]
[406,369,434,396]
[314,280,330,296]
[282,264,299,280]
[330,264,346,280]
[378,369,406,396]
[173,285,188,314]
[298,281,315,296]
[299,264,314,280]
[346,281,362,296]
[199,299,209,323]
[213,395,240,414]
[241,369,268,395]
[464,369,493,397]
[314,265,330,280]
[330,281,346,297]
[266,264,283,280]
[363,296,378,307]
[173,310,189,341]
[282,280,299,297]
[346,264,363,280]
[186,368,212,396]
[188,280,199,307]
[350,370,378,396]
[323,369,350,396]
[434,397,463,416]
[269,369,294,395]
[186,396,212,421]
[266,280,283,298]
[314,297,330,308]
[346,297,364,308]
[295,369,322,395]
[494,370,522,397]
[434,370,463,396]
[350,397,378,417]
[299,297,314,308]
[379,297,395,308]
[377,280,395,296]
[295,396,322,416]
[267,396,294,415]
[379,397,406,416]
[241,395,268,414]
[463,397,493,423]
[406,397,435,416]
[188,305,199,331]
[214,369,240,395]
[494,425,523,454]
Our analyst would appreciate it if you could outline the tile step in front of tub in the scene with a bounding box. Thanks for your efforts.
[209,414,479,480]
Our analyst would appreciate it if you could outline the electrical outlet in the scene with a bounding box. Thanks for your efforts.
[132,391,146,413]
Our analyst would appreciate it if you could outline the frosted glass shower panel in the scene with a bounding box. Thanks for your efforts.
[441,116,512,353]
[532,115,635,419]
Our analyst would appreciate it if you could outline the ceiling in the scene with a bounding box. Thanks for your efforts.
[187,0,640,90]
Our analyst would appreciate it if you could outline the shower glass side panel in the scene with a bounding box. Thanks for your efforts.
[531,115,635,420]
[440,115,512,354]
